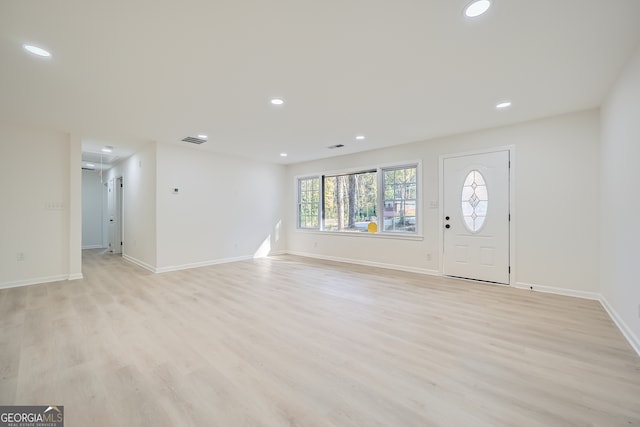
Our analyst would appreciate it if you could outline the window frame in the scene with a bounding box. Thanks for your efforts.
[322,168,377,233]
[295,161,421,238]
[297,176,322,230]
[380,164,418,234]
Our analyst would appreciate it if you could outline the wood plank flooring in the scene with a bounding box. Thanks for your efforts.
[1,249,639,426]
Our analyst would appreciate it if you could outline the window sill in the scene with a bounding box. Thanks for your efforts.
[296,229,424,241]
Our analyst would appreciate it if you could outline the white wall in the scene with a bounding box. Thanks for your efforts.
[285,110,601,294]
[0,122,74,287]
[106,142,157,271]
[69,135,82,280]
[600,44,640,353]
[82,169,105,248]
[155,144,287,272]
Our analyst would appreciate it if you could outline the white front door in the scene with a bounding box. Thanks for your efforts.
[443,150,510,284]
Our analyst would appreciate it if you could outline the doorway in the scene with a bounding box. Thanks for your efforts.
[108,176,123,254]
[441,148,512,284]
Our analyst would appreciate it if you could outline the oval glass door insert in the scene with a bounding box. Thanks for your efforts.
[461,170,488,233]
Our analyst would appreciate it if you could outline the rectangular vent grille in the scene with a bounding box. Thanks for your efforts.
[182,136,206,144]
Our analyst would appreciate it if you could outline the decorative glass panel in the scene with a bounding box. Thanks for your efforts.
[461,170,488,233]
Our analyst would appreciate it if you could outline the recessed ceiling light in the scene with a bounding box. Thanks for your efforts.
[23,44,52,58]
[355,135,366,140]
[101,146,113,153]
[464,0,492,18]
[496,101,512,109]
[86,163,95,168]
[280,153,288,157]
[270,98,284,105]
[197,134,208,139]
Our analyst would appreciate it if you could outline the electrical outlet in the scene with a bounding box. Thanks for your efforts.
[16,252,25,262]
[426,253,432,261]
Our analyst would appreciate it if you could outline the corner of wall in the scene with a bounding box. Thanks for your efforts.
[69,134,83,279]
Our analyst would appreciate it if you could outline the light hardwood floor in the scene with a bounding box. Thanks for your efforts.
[1,250,639,426]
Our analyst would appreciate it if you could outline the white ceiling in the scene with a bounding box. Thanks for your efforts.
[1,0,639,165]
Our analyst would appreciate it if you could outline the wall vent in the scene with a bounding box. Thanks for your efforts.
[182,136,206,144]
[328,144,345,149]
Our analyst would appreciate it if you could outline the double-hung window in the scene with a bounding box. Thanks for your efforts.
[382,166,417,232]
[297,177,320,229]
[296,163,418,235]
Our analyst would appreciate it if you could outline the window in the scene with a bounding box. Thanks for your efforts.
[323,170,377,232]
[382,166,417,232]
[297,177,320,229]
[296,163,418,235]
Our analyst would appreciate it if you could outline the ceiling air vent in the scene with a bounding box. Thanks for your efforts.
[182,136,206,145]
[328,144,345,149]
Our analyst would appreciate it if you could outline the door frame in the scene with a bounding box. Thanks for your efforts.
[108,176,124,255]
[438,145,516,285]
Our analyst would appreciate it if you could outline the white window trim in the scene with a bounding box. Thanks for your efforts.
[296,175,322,230]
[294,160,423,239]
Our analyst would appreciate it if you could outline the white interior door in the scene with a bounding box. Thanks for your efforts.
[108,177,123,254]
[443,150,510,284]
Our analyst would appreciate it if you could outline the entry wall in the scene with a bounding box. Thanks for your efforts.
[284,109,601,295]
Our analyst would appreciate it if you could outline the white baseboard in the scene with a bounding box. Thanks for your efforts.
[122,254,157,273]
[82,245,105,250]
[285,251,441,276]
[68,273,84,280]
[155,255,254,274]
[514,281,601,301]
[265,250,287,256]
[599,296,640,357]
[128,251,287,274]
[0,274,69,290]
